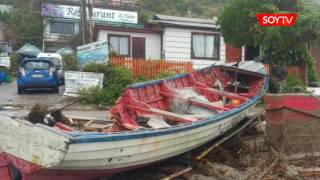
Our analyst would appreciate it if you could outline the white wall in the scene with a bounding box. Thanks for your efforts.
[43,18,80,42]
[163,27,226,69]
[97,30,161,59]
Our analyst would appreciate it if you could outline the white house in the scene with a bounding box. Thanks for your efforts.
[152,14,227,69]
[40,2,244,69]
[96,24,162,59]
[95,14,244,69]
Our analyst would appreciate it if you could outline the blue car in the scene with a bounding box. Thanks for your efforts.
[17,58,60,94]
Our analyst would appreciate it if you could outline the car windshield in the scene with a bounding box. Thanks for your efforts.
[24,61,50,70]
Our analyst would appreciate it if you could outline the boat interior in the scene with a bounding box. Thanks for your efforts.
[27,65,265,133]
[108,65,266,131]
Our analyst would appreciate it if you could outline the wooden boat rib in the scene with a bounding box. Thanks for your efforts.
[0,61,268,180]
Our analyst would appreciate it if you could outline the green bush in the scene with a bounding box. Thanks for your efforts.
[307,54,318,83]
[0,66,9,74]
[280,75,307,93]
[134,75,149,82]
[10,53,23,74]
[155,69,176,79]
[62,54,80,71]
[78,87,116,106]
[80,63,133,106]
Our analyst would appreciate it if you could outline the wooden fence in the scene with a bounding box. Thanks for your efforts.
[264,64,307,83]
[109,57,193,79]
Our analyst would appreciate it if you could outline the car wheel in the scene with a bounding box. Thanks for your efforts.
[18,85,24,95]
[53,86,59,94]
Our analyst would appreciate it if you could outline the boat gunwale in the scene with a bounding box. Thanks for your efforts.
[67,72,269,144]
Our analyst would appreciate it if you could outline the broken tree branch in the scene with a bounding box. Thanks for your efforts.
[196,113,259,161]
[258,156,280,180]
[270,146,303,180]
[161,166,193,180]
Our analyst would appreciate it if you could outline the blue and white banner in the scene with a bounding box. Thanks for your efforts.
[41,3,138,24]
[64,71,104,96]
[77,41,109,66]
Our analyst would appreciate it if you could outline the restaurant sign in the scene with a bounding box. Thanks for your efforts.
[41,3,138,24]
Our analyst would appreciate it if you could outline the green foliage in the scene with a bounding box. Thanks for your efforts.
[0,66,9,74]
[79,64,180,105]
[219,0,275,47]
[62,54,80,71]
[80,64,134,106]
[78,87,117,106]
[0,9,43,47]
[279,75,307,93]
[219,0,320,68]
[139,0,228,20]
[155,69,176,79]
[134,75,150,82]
[9,53,23,74]
[307,53,318,83]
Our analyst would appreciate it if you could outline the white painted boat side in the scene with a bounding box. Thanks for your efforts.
[0,114,70,168]
[53,106,252,170]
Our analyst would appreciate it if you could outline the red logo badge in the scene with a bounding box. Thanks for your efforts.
[256,13,298,27]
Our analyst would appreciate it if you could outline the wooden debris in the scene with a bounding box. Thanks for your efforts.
[269,146,302,180]
[297,168,320,177]
[161,166,193,180]
[258,156,279,180]
[196,113,260,161]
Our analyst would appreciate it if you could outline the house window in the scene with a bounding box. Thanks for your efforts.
[50,21,74,34]
[108,34,130,56]
[191,33,220,60]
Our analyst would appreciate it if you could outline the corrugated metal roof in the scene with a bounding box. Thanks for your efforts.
[152,14,218,29]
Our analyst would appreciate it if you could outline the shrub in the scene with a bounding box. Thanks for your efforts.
[155,69,176,79]
[10,53,23,74]
[62,54,79,71]
[0,66,9,74]
[78,87,116,106]
[80,63,133,106]
[134,75,149,82]
[279,75,307,93]
[307,54,318,83]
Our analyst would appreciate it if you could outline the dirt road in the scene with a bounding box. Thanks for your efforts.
[0,81,72,109]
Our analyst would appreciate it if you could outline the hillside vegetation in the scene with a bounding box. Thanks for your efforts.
[138,0,229,20]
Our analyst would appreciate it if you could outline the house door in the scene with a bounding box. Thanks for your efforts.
[132,37,145,59]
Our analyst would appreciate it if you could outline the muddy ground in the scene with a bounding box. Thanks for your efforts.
[0,81,102,111]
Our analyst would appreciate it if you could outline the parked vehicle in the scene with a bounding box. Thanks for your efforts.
[37,53,64,83]
[0,61,268,179]
[17,58,60,94]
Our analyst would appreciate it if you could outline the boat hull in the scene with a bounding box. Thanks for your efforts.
[29,104,253,179]
[0,62,268,179]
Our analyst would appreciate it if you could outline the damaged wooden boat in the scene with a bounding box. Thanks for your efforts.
[0,61,268,180]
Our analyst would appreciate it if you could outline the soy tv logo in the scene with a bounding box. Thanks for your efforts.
[256,13,298,27]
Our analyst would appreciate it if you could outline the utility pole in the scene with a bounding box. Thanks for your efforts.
[88,0,94,43]
[80,0,87,45]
